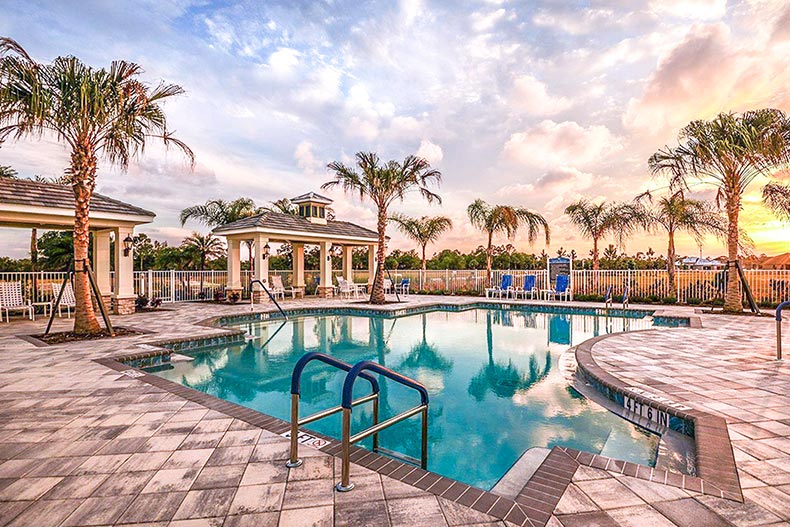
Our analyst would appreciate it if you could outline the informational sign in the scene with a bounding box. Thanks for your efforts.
[282,430,330,449]
[548,257,571,281]
[623,396,670,427]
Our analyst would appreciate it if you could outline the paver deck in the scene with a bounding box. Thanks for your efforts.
[0,297,787,526]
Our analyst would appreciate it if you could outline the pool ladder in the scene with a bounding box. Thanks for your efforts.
[287,351,429,492]
[249,279,287,320]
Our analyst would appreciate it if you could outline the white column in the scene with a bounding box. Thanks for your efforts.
[292,243,305,288]
[113,226,135,314]
[92,230,112,295]
[367,244,377,286]
[343,245,354,280]
[319,241,333,296]
[227,237,242,290]
[253,234,269,288]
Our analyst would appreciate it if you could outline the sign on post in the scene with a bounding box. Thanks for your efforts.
[547,256,574,300]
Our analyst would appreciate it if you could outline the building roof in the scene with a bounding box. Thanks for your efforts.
[0,178,155,218]
[761,253,790,267]
[213,210,379,242]
[290,191,333,205]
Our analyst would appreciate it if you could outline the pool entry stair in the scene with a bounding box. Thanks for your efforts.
[286,351,430,492]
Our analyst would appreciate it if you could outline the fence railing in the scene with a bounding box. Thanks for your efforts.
[2,268,789,306]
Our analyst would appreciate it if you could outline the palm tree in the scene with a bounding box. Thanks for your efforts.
[0,38,193,333]
[466,199,549,286]
[0,165,17,178]
[636,191,727,291]
[323,152,442,304]
[389,213,452,273]
[180,197,263,271]
[182,232,224,270]
[265,198,297,215]
[763,183,790,221]
[649,109,790,312]
[564,199,645,271]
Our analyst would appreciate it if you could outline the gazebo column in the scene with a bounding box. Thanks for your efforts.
[226,237,243,301]
[252,234,269,303]
[292,243,305,294]
[113,226,136,315]
[367,244,377,286]
[342,245,354,280]
[92,230,113,309]
[317,241,334,298]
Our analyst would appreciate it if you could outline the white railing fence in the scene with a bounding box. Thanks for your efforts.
[2,268,789,306]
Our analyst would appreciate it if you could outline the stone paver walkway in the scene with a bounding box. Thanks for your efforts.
[0,298,787,526]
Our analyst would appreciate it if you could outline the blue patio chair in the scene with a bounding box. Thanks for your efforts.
[543,274,570,301]
[514,275,537,300]
[486,274,513,299]
[395,278,410,296]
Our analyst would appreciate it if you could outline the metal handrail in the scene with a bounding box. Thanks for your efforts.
[336,360,429,492]
[249,279,287,320]
[776,302,789,360]
[285,352,380,469]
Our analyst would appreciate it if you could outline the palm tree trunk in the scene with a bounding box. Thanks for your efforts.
[372,207,387,304]
[667,229,676,293]
[724,196,742,313]
[71,143,102,335]
[486,231,493,287]
[592,237,600,271]
[30,228,37,272]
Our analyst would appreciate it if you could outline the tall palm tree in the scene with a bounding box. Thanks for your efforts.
[0,165,16,178]
[466,199,549,286]
[763,182,790,221]
[182,232,224,270]
[180,197,263,270]
[636,191,727,291]
[564,199,645,271]
[265,198,297,215]
[323,152,442,304]
[0,38,193,333]
[389,213,452,272]
[649,109,790,312]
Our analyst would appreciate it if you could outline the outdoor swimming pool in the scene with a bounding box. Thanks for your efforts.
[147,307,666,490]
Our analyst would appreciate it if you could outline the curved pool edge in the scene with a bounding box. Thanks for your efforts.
[573,322,744,503]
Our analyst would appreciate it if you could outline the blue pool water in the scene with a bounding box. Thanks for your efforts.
[149,307,662,489]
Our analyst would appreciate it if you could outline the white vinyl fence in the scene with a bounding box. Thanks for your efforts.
[2,268,789,306]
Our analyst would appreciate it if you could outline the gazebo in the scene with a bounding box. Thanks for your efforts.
[0,178,155,314]
[212,192,379,300]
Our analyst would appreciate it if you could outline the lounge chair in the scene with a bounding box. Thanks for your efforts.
[270,275,302,299]
[604,285,629,309]
[346,277,366,297]
[52,282,76,318]
[395,278,410,296]
[514,275,537,300]
[265,277,285,300]
[383,278,393,294]
[0,281,34,322]
[543,274,570,301]
[485,274,513,299]
[337,277,361,299]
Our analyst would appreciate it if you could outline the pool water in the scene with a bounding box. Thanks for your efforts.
[149,308,661,490]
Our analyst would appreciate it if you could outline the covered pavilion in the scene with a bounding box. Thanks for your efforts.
[212,192,379,300]
[0,178,154,314]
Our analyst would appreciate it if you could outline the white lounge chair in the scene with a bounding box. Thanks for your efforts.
[270,275,302,299]
[336,278,357,299]
[265,277,285,300]
[52,282,77,318]
[0,281,34,322]
[383,278,393,294]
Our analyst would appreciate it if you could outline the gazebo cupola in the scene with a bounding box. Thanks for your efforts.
[291,192,333,225]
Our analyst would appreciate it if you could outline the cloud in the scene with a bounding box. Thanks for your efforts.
[648,0,727,20]
[511,75,571,116]
[470,9,507,32]
[503,120,622,168]
[294,141,321,175]
[416,140,443,165]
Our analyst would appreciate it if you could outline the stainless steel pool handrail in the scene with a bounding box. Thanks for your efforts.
[337,360,429,492]
[776,301,790,360]
[286,352,380,469]
[249,279,287,320]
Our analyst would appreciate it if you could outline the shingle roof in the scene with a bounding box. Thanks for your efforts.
[213,210,378,240]
[0,178,155,217]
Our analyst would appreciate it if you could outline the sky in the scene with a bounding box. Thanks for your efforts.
[1,0,789,260]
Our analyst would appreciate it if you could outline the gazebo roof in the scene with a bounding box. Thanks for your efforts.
[213,210,379,244]
[0,178,155,229]
[290,191,333,205]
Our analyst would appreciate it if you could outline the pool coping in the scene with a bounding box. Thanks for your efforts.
[95,301,719,527]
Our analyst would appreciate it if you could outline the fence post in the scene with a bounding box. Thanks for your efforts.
[147,270,153,298]
[170,269,176,303]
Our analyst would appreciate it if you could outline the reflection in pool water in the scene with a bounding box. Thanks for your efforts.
[150,308,660,490]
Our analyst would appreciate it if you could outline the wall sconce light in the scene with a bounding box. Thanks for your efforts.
[262,243,271,259]
[123,234,134,257]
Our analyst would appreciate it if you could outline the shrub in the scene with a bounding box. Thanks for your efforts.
[228,291,241,304]
[150,297,163,309]
[135,295,149,311]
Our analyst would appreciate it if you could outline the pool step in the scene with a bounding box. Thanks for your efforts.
[490,447,550,499]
